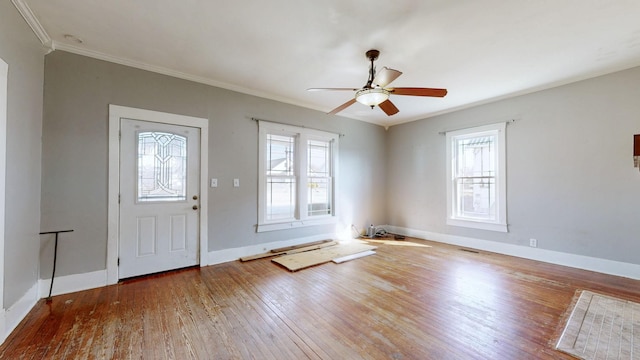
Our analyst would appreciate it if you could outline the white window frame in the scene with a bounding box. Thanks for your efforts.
[446,122,507,232]
[257,121,338,232]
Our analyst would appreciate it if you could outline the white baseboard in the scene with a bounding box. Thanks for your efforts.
[206,233,337,265]
[385,225,640,280]
[0,282,38,344]
[30,233,337,302]
[38,269,107,299]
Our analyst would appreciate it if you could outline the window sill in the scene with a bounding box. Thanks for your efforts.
[257,216,337,233]
[447,218,508,233]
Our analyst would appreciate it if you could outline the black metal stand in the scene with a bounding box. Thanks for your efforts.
[39,229,73,302]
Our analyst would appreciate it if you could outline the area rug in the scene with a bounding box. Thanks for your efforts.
[556,290,640,359]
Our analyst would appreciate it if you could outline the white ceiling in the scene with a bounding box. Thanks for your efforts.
[17,0,640,127]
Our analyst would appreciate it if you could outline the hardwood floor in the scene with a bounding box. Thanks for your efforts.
[1,237,638,359]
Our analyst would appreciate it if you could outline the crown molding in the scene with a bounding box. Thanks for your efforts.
[11,0,53,51]
[7,2,357,124]
[53,41,326,114]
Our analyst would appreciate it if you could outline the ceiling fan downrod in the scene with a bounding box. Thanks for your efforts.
[364,49,380,89]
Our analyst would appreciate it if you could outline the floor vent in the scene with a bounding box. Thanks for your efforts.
[459,248,480,254]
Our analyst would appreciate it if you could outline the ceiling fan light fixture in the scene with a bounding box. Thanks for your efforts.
[355,88,389,107]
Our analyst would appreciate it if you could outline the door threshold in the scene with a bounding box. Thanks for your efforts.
[118,265,200,283]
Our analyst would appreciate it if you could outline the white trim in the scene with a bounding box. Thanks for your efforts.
[446,122,508,232]
[51,42,324,114]
[0,283,38,344]
[256,217,337,233]
[107,112,120,284]
[10,0,54,51]
[206,233,336,265]
[447,219,508,233]
[0,59,7,311]
[385,225,640,280]
[107,105,209,284]
[38,270,107,298]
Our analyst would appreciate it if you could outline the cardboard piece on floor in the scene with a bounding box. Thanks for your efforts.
[272,242,377,271]
[239,240,337,262]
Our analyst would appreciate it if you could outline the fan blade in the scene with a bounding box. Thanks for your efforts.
[378,99,399,116]
[328,98,357,115]
[307,88,359,92]
[390,87,447,97]
[373,67,402,88]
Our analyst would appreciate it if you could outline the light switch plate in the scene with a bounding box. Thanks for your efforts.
[210,178,218,188]
[233,178,240,187]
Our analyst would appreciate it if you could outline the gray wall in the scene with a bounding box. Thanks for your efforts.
[0,2,46,307]
[40,51,387,278]
[387,66,640,265]
[40,43,640,280]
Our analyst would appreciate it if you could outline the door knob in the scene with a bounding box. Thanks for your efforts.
[192,205,198,210]
[193,195,198,200]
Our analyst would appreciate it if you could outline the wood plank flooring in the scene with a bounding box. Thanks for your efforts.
[1,237,639,359]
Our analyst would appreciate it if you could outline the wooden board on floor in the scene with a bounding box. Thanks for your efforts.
[272,243,377,271]
[270,239,332,253]
[239,240,337,262]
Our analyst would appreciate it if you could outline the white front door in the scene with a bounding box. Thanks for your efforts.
[119,119,200,279]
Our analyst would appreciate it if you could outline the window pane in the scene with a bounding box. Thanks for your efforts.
[455,177,496,220]
[137,131,187,202]
[308,140,330,177]
[308,177,331,216]
[453,134,496,220]
[456,136,495,178]
[266,177,296,221]
[267,134,295,176]
[307,139,331,216]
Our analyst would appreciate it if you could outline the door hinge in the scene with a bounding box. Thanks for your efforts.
[118,194,121,204]
[117,257,120,266]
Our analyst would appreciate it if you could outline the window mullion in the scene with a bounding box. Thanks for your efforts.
[298,134,308,220]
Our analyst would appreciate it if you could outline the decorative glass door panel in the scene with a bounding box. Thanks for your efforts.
[137,131,187,202]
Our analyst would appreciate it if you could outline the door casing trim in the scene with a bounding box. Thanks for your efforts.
[107,104,209,284]
[0,58,8,310]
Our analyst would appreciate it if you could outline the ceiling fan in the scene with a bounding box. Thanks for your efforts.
[307,49,447,116]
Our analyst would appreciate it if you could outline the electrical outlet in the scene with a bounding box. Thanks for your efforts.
[529,238,537,248]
